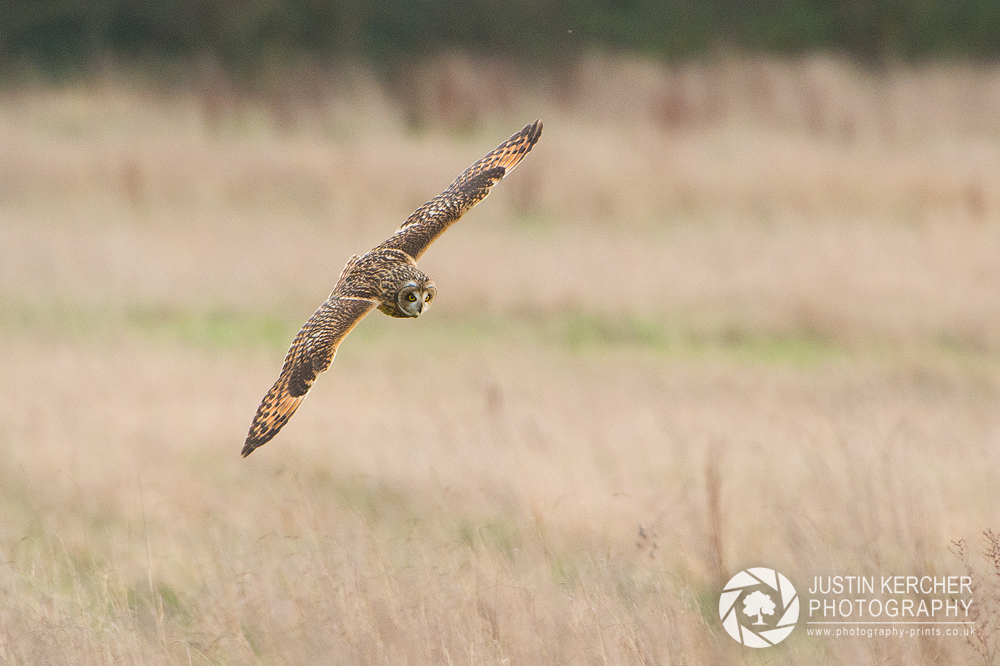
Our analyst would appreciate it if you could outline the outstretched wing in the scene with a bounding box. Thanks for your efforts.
[242,296,376,456]
[376,119,542,261]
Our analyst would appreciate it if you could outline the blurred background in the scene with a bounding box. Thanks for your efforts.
[9,0,1000,71]
[2,2,1000,664]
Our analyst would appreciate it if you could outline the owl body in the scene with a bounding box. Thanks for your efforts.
[242,120,542,456]
[334,248,436,318]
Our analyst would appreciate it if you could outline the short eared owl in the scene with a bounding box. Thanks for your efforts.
[242,120,542,456]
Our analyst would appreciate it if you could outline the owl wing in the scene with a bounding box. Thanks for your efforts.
[242,295,376,457]
[376,119,542,261]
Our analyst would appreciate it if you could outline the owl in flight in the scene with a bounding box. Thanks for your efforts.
[242,120,542,456]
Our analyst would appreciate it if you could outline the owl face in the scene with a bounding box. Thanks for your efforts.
[396,279,436,317]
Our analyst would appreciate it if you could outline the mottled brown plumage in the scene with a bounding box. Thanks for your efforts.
[242,120,542,456]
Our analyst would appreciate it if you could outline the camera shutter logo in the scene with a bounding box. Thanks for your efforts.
[719,567,799,647]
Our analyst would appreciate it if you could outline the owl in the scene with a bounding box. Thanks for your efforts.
[242,120,542,456]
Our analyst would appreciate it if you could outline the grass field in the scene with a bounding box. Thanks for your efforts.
[1,55,999,664]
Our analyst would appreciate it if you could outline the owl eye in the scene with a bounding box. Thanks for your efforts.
[407,293,417,302]
[424,294,431,302]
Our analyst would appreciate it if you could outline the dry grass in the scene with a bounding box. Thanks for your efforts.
[1,55,1000,664]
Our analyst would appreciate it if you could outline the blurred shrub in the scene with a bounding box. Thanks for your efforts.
[3,0,1000,76]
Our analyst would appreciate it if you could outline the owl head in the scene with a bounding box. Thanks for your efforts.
[395,278,436,317]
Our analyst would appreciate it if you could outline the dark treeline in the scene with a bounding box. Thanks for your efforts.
[7,0,1000,74]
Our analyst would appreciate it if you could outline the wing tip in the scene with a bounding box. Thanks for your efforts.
[241,416,290,457]
[241,427,276,457]
[491,119,543,174]
[516,119,543,150]
[526,119,543,141]
[241,385,306,458]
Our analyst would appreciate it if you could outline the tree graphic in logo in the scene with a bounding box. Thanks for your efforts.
[719,567,799,648]
[743,590,776,625]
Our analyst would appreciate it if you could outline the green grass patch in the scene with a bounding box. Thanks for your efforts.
[241,621,264,657]
[0,297,849,365]
[329,475,409,525]
[0,299,105,339]
[7,297,996,369]
[549,556,581,587]
[554,310,673,352]
[0,300,299,351]
[684,326,846,366]
[124,304,295,350]
[455,516,522,562]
